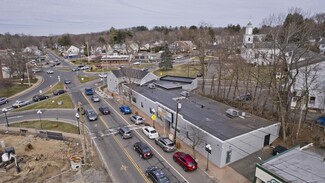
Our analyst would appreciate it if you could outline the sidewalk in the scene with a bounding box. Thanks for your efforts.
[103,88,250,183]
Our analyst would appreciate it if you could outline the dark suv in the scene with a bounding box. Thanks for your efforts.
[133,142,153,159]
[86,109,98,121]
[145,166,170,183]
[99,106,110,115]
[32,95,49,102]
[155,137,176,152]
[119,127,132,139]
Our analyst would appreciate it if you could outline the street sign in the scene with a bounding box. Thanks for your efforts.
[151,114,157,121]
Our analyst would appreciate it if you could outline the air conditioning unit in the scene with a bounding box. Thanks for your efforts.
[226,108,239,118]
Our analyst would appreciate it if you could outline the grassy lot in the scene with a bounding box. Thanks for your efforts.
[0,84,30,98]
[153,63,201,77]
[15,94,74,112]
[77,75,97,83]
[11,120,78,134]
[132,63,155,69]
[44,82,64,95]
[90,66,119,72]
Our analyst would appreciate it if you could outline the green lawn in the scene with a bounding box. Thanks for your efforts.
[132,63,155,69]
[153,63,201,77]
[77,75,97,83]
[11,120,78,134]
[44,82,64,95]
[0,84,30,98]
[15,93,74,112]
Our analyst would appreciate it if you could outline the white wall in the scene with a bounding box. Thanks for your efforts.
[221,123,280,167]
[127,85,280,168]
[107,72,118,93]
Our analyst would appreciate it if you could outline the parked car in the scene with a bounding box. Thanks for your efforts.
[32,95,49,102]
[85,87,93,95]
[46,70,54,74]
[119,105,132,114]
[99,73,107,78]
[119,127,132,139]
[173,152,198,171]
[155,137,176,152]
[133,142,153,159]
[0,97,8,105]
[130,115,145,125]
[72,67,80,72]
[12,100,30,108]
[316,116,325,126]
[53,89,65,96]
[64,80,71,84]
[81,65,89,70]
[86,109,98,121]
[145,166,170,183]
[142,126,159,139]
[99,106,110,115]
[236,93,252,101]
[91,95,100,102]
[32,68,42,73]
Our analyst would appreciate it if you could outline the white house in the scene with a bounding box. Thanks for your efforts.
[319,38,325,54]
[107,67,158,94]
[290,54,325,111]
[66,45,80,56]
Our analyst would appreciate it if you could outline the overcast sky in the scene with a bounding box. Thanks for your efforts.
[0,0,324,36]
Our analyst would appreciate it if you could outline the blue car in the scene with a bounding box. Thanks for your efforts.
[120,105,132,114]
[85,87,94,95]
[316,116,325,126]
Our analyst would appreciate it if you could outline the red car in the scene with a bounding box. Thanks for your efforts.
[173,152,197,171]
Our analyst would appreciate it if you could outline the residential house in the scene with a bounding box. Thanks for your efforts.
[169,41,195,54]
[65,45,80,58]
[107,67,158,94]
[290,53,325,111]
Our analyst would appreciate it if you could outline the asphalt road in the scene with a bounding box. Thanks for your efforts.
[1,52,217,183]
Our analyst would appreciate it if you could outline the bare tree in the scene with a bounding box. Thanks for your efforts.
[186,126,206,159]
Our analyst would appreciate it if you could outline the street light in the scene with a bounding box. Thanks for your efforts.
[37,110,42,129]
[75,112,80,134]
[2,108,9,127]
[205,144,212,171]
[173,101,182,145]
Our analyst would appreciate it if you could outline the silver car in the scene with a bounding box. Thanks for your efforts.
[12,100,30,108]
[155,137,176,152]
[130,115,145,125]
[86,109,98,121]
[0,97,8,105]
[91,95,100,102]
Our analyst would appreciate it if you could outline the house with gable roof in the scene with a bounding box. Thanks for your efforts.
[107,67,158,94]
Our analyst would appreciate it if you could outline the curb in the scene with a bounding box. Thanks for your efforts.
[96,86,112,99]
[8,75,44,100]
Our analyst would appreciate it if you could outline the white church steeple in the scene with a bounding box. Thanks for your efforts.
[243,22,254,45]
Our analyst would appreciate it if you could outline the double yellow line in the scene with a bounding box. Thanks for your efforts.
[82,93,149,183]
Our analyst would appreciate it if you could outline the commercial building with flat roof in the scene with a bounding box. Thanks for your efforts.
[109,73,280,168]
[254,145,325,183]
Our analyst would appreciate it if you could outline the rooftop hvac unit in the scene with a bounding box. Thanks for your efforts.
[226,108,239,118]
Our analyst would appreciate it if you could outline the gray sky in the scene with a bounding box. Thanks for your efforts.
[0,0,324,36]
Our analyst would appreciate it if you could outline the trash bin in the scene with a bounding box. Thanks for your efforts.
[70,156,82,171]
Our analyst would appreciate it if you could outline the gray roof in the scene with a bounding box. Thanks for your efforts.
[319,38,325,45]
[112,67,149,79]
[160,75,195,84]
[260,146,325,182]
[133,85,275,141]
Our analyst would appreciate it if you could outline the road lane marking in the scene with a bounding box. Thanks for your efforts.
[102,99,190,183]
[82,93,150,183]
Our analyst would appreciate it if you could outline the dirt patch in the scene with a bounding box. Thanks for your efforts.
[0,133,110,183]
